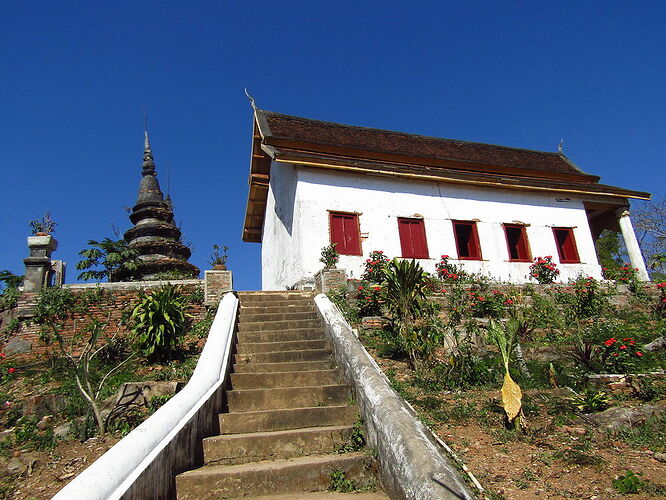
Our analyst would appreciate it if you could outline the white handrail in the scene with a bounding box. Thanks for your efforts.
[54,292,239,500]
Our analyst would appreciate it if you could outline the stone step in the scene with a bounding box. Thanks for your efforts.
[175,453,375,499]
[203,425,355,465]
[236,339,329,354]
[238,319,321,332]
[228,493,388,500]
[227,385,350,412]
[240,311,319,323]
[241,304,315,315]
[233,361,334,373]
[237,328,324,344]
[238,293,314,304]
[219,406,358,434]
[230,370,342,390]
[234,349,332,364]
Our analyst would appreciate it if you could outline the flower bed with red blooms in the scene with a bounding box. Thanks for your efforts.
[361,250,389,283]
[529,256,560,284]
[602,337,644,373]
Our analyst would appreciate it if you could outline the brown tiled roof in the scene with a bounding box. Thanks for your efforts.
[257,110,597,181]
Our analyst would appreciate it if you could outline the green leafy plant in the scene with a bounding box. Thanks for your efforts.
[567,388,611,413]
[76,238,139,282]
[209,244,229,268]
[319,243,339,268]
[612,471,644,494]
[0,271,23,310]
[382,258,429,368]
[131,284,190,361]
[29,210,56,234]
[529,256,560,284]
[487,318,524,430]
[361,250,389,283]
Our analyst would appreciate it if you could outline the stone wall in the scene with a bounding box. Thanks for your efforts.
[1,280,205,365]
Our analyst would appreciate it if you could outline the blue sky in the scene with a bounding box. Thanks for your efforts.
[1,1,664,290]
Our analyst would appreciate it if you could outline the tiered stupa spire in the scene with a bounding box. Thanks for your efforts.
[124,131,200,280]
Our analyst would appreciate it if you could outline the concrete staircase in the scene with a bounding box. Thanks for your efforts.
[176,291,387,499]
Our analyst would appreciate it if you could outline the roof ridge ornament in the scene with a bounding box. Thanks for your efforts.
[558,138,564,154]
[244,87,257,111]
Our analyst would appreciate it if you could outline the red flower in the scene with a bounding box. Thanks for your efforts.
[0,353,5,359]
[604,338,616,346]
[7,368,15,374]
[620,345,627,350]
[505,299,514,305]
[357,286,364,290]
[636,352,643,357]
[372,286,381,291]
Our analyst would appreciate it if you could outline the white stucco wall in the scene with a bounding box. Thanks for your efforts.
[262,163,602,290]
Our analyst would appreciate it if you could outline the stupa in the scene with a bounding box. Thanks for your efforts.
[124,132,200,280]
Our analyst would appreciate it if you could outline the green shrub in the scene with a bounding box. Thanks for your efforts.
[612,471,644,494]
[131,284,190,361]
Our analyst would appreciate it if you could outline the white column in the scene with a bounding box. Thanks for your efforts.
[616,208,650,281]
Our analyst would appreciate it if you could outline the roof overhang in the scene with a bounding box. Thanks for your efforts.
[242,109,651,243]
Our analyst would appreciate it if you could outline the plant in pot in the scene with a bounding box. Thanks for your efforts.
[319,243,339,269]
[209,244,229,270]
[29,211,57,236]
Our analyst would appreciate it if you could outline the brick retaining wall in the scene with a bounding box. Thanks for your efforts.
[1,281,205,365]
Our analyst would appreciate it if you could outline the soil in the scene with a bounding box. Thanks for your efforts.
[375,355,666,500]
[3,436,119,499]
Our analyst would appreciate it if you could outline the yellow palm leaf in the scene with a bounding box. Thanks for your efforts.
[501,371,522,421]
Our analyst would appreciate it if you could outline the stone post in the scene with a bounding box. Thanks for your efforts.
[204,270,233,307]
[616,208,650,281]
[314,268,347,294]
[23,235,58,292]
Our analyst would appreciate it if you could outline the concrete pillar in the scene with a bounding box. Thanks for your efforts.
[314,268,347,294]
[23,235,58,292]
[616,208,650,281]
[204,270,233,306]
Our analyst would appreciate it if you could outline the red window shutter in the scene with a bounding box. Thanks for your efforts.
[398,218,429,258]
[329,212,361,255]
[453,221,482,260]
[553,228,580,263]
[504,224,531,261]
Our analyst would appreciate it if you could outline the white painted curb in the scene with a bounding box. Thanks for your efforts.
[53,292,239,500]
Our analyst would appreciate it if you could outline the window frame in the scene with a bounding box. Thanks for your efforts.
[397,217,430,259]
[552,227,581,264]
[503,223,532,262]
[328,211,362,256]
[452,220,483,260]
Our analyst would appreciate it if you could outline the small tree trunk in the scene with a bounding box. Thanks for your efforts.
[514,343,531,380]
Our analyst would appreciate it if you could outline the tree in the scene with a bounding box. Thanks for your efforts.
[595,229,626,272]
[76,238,138,282]
[635,198,666,280]
[34,287,135,434]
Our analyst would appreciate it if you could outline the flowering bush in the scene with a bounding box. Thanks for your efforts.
[602,337,643,373]
[435,255,466,282]
[361,250,389,283]
[355,283,383,317]
[529,256,560,284]
[603,264,641,292]
[319,243,339,268]
[468,289,513,318]
[556,276,608,319]
[656,282,666,317]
